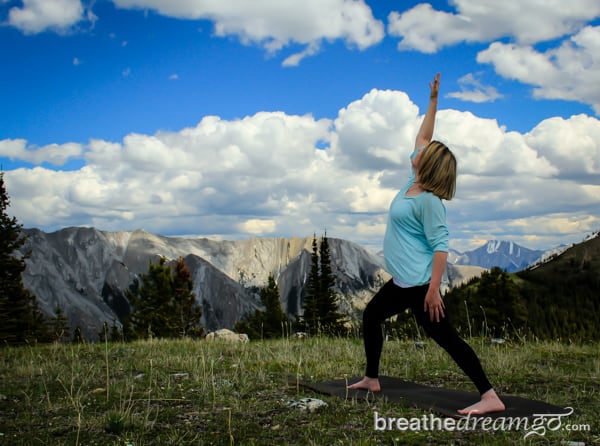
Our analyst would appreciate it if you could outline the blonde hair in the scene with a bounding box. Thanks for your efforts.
[418,140,456,200]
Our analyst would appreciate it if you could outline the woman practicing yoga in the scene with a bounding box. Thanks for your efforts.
[348,73,505,415]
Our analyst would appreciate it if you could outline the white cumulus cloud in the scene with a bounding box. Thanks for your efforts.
[477,26,600,114]
[525,114,600,180]
[111,0,384,64]
[8,0,87,34]
[387,0,600,53]
[387,1,600,115]
[3,90,599,251]
[0,139,83,165]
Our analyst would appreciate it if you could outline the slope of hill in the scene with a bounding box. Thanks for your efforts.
[519,231,600,280]
[444,233,600,340]
[442,233,600,341]
[516,232,600,340]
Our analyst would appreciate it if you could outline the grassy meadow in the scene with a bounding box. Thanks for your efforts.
[0,336,598,445]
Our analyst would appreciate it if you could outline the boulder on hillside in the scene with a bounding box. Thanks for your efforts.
[205,328,249,343]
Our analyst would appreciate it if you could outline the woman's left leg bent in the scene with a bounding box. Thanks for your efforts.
[410,294,493,395]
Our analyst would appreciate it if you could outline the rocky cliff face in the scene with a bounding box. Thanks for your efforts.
[19,228,392,339]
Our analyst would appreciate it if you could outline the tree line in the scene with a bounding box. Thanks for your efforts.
[235,233,348,339]
[440,267,528,339]
[388,264,600,342]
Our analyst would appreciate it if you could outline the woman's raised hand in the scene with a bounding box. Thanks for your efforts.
[429,72,440,99]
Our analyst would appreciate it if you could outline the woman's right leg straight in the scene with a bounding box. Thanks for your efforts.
[362,280,412,378]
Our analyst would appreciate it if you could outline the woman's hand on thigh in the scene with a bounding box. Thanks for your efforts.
[423,287,445,322]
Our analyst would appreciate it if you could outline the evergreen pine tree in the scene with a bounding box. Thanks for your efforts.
[172,257,204,338]
[127,257,177,339]
[475,267,526,338]
[0,172,48,345]
[297,235,321,335]
[444,267,527,339]
[259,274,289,337]
[235,308,262,340]
[126,256,203,339]
[317,233,346,335]
[236,274,289,339]
[319,232,345,336]
[296,233,346,336]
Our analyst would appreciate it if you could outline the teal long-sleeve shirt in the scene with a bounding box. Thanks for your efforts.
[383,172,449,286]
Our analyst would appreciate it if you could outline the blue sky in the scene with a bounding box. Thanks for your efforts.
[1,0,599,253]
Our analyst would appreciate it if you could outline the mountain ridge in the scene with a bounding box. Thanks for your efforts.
[449,240,545,272]
[19,228,392,339]
[19,227,493,340]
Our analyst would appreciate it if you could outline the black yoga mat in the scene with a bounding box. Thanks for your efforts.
[294,376,568,419]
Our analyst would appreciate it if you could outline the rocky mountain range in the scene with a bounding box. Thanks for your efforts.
[449,240,544,272]
[18,227,484,340]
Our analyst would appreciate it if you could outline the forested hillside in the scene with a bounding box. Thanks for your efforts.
[517,233,600,340]
[439,234,600,341]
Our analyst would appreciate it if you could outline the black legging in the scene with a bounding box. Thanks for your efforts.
[362,279,493,395]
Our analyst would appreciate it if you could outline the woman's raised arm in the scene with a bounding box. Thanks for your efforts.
[415,72,440,149]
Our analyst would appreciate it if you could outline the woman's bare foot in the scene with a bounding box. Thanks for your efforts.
[457,388,505,415]
[347,376,381,392]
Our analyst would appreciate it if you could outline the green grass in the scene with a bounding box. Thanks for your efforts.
[0,337,598,445]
